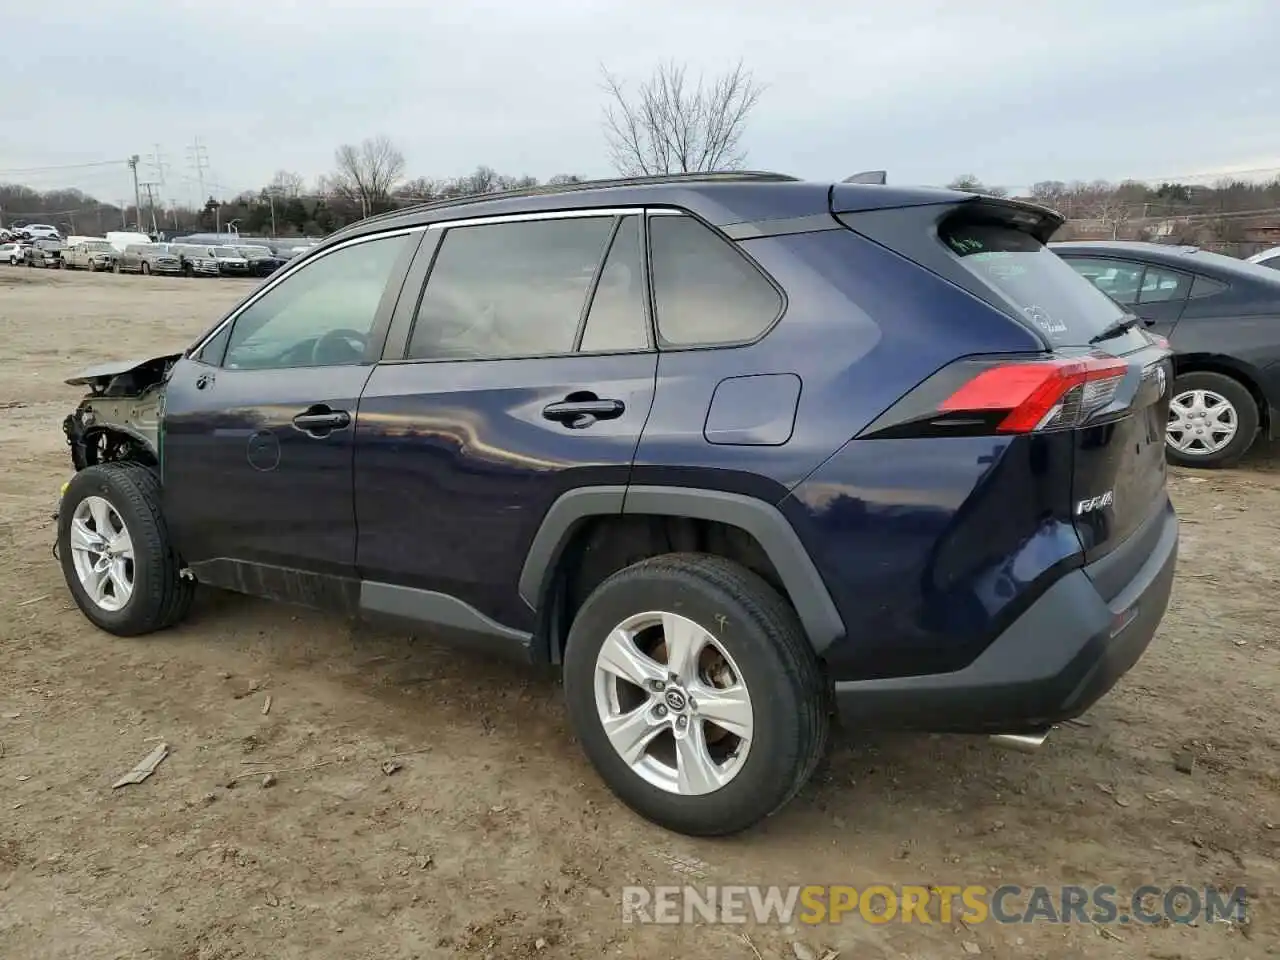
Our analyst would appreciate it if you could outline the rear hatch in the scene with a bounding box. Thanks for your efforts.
[836,192,1173,575]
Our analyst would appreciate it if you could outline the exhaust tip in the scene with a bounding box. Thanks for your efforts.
[990,730,1049,753]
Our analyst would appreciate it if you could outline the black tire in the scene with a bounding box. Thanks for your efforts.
[57,463,194,636]
[141,261,151,276]
[112,261,120,274]
[1166,370,1259,468]
[563,553,829,836]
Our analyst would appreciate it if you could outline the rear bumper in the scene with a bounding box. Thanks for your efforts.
[832,499,1178,733]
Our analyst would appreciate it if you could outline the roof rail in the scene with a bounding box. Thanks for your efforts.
[843,170,887,185]
[354,169,801,229]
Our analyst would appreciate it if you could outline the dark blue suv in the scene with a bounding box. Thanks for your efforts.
[56,172,1178,836]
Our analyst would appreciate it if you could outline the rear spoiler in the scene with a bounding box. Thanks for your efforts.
[830,185,1065,244]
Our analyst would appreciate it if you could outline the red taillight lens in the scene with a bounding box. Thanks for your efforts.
[939,356,1129,433]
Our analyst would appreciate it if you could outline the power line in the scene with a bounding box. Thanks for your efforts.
[0,159,127,176]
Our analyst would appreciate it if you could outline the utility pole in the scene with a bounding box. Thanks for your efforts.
[141,183,160,235]
[186,137,209,208]
[128,155,142,230]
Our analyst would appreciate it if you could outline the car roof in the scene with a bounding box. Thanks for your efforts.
[328,171,973,246]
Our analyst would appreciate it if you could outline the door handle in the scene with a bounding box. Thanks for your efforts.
[542,398,625,429]
[292,406,351,436]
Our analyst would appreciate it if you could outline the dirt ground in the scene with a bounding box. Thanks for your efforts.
[1,267,1277,960]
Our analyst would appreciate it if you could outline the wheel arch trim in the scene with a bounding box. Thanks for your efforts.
[518,484,846,654]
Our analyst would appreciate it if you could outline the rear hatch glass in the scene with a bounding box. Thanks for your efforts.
[939,219,1140,348]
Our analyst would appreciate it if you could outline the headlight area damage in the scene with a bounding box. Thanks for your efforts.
[62,353,181,470]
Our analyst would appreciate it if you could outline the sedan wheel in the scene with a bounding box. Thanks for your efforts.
[68,495,135,612]
[1168,389,1237,456]
[1165,371,1259,468]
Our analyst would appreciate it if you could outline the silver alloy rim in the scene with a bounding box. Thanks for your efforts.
[593,611,754,796]
[69,496,135,612]
[1167,388,1238,455]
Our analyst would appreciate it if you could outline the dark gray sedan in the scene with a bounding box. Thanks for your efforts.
[1052,240,1280,467]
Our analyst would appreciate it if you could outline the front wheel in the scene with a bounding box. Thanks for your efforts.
[141,261,150,276]
[563,554,829,836]
[58,463,195,635]
[1166,371,1259,468]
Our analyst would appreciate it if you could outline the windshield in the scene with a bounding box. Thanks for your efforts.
[212,247,241,259]
[939,219,1129,346]
[86,241,112,252]
[240,246,271,257]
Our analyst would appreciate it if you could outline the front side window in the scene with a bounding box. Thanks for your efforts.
[221,233,409,370]
[407,216,614,361]
[648,215,782,346]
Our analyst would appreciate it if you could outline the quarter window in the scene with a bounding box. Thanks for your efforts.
[648,215,782,346]
[1190,275,1228,298]
[222,232,409,370]
[407,217,614,361]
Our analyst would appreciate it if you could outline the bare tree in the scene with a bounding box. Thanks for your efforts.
[601,60,763,176]
[947,174,1008,198]
[268,170,305,198]
[331,136,406,218]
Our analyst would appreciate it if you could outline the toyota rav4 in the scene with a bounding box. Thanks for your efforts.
[55,172,1178,836]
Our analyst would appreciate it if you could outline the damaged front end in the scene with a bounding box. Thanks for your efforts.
[62,354,181,470]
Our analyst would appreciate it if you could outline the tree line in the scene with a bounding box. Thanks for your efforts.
[3,59,1278,248]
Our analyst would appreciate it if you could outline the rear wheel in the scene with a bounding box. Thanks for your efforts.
[58,463,194,635]
[563,554,828,836]
[1166,371,1258,468]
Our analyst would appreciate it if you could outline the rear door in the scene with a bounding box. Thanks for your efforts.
[354,211,657,638]
[1059,255,1190,336]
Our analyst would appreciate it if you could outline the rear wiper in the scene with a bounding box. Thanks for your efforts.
[1089,313,1141,344]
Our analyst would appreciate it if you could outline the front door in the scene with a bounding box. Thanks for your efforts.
[355,212,657,636]
[163,229,421,607]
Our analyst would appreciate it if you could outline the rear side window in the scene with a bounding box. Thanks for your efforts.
[648,215,782,346]
[1138,266,1192,303]
[940,221,1125,345]
[1190,275,1228,298]
[408,217,614,361]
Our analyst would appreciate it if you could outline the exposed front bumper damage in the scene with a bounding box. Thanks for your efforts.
[62,353,179,469]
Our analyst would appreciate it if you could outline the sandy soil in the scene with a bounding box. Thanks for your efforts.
[1,268,1277,960]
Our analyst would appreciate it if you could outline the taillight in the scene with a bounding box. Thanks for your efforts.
[939,356,1128,433]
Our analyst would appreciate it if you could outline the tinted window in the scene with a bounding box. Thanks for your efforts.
[648,215,781,346]
[223,233,409,370]
[1189,275,1228,298]
[1062,258,1145,305]
[1137,266,1192,303]
[408,216,613,361]
[1257,255,1280,271]
[579,216,649,352]
[941,225,1126,345]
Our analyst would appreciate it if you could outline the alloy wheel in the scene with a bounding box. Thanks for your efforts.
[593,610,754,796]
[68,496,135,612]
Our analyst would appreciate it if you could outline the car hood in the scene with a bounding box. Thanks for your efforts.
[66,353,182,388]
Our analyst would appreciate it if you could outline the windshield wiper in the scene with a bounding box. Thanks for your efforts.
[1089,313,1141,344]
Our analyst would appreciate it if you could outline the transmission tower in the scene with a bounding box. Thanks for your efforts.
[186,137,209,206]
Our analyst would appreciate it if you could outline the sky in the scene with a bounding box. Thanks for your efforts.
[1,0,1277,207]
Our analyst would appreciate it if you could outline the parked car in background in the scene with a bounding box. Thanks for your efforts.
[237,244,286,277]
[1053,240,1280,467]
[26,238,64,268]
[62,239,117,272]
[167,243,220,277]
[1,240,30,265]
[1247,246,1280,270]
[116,243,182,276]
[54,173,1177,836]
[22,223,61,241]
[209,244,250,276]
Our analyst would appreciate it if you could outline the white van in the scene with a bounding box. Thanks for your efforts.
[105,231,153,254]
